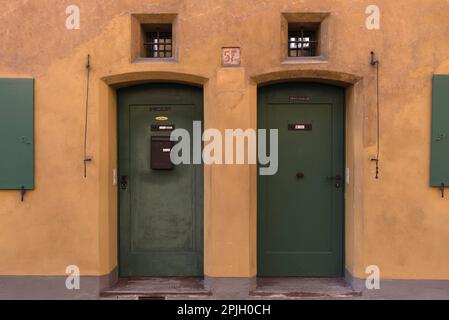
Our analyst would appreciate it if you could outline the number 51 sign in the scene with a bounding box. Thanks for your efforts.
[222,47,241,67]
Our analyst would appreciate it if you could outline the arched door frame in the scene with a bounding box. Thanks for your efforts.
[250,69,365,280]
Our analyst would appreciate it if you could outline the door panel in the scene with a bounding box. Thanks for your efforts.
[258,83,344,277]
[118,84,203,277]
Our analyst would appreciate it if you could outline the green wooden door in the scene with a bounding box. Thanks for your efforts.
[258,83,344,277]
[118,84,203,277]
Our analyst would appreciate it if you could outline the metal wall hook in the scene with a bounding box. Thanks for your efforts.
[371,51,379,66]
[21,186,26,202]
[86,54,91,70]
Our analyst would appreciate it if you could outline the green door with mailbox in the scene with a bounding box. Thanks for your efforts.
[118,84,203,277]
[258,83,345,277]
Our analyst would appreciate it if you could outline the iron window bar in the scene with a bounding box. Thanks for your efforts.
[288,29,318,57]
[144,31,173,58]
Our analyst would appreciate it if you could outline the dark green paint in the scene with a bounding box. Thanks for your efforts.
[0,78,34,190]
[118,84,203,277]
[431,75,449,187]
[258,82,345,277]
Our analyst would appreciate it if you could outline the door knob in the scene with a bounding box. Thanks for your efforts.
[296,172,305,179]
[327,175,342,188]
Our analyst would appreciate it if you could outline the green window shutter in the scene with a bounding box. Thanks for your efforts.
[430,75,449,187]
[0,78,34,190]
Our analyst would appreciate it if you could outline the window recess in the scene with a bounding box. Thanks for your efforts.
[131,14,177,62]
[281,12,330,62]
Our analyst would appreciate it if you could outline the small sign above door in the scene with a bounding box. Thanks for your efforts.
[150,106,171,112]
[151,124,175,132]
[288,124,312,131]
[290,96,311,102]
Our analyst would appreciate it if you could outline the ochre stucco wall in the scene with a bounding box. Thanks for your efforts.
[1,0,449,280]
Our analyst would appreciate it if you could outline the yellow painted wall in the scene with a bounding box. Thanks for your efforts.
[0,0,449,280]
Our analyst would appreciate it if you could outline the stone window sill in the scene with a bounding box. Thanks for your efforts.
[132,57,178,64]
[282,56,328,65]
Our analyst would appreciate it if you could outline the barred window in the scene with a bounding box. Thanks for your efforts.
[288,24,319,57]
[143,24,173,58]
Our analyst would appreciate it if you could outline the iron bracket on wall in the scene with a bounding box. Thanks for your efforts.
[21,186,26,202]
[370,51,381,180]
[83,54,92,178]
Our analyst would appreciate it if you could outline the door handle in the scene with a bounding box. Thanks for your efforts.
[120,176,128,190]
[327,175,342,188]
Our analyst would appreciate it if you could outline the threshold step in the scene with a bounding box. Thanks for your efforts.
[101,277,212,299]
[250,277,362,299]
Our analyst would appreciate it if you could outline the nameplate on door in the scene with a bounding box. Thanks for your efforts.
[151,125,175,132]
[150,107,171,112]
[290,96,311,102]
[288,124,312,131]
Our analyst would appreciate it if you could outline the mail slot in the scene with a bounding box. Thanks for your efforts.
[151,136,174,170]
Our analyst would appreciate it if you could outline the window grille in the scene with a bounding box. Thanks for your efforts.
[288,28,318,57]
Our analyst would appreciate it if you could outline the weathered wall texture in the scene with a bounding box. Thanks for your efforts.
[1,0,449,281]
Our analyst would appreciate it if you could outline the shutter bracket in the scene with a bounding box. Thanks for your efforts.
[21,186,26,202]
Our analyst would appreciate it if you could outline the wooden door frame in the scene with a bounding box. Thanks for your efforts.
[250,70,364,280]
[98,72,207,285]
[117,83,205,277]
[256,81,346,277]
